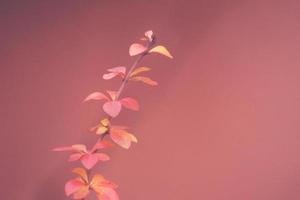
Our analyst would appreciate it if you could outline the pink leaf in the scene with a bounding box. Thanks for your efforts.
[144,30,154,41]
[120,97,139,111]
[53,146,74,152]
[95,153,110,161]
[65,179,84,196]
[84,92,109,102]
[129,43,147,56]
[80,154,99,170]
[103,101,122,117]
[107,66,126,74]
[68,153,83,162]
[103,67,126,80]
[103,73,119,80]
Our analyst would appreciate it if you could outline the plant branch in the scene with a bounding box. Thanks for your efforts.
[82,40,155,200]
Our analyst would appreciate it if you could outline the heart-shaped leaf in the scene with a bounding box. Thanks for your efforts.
[129,43,147,56]
[103,101,122,117]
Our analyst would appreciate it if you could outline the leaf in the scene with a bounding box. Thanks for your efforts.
[129,67,151,77]
[130,76,158,86]
[65,179,85,196]
[103,101,122,117]
[96,126,108,135]
[106,90,118,101]
[53,144,87,153]
[92,140,114,150]
[107,66,126,74]
[103,67,126,80]
[53,146,75,152]
[72,168,88,183]
[120,97,139,111]
[103,73,119,80]
[149,45,173,59]
[94,153,110,161]
[110,129,137,149]
[84,92,109,102]
[68,153,83,162]
[80,154,99,169]
[129,43,147,56]
[144,30,154,41]
[100,118,110,126]
[96,187,119,200]
[71,144,88,153]
[72,185,90,199]
[90,174,105,191]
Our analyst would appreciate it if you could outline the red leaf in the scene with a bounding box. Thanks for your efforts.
[91,140,114,151]
[103,101,122,117]
[129,43,147,56]
[84,92,109,102]
[120,97,139,111]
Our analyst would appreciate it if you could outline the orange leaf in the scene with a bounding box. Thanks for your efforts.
[96,126,108,135]
[110,128,137,149]
[96,187,119,200]
[149,45,173,59]
[90,174,104,191]
[129,43,147,56]
[130,76,158,86]
[72,185,90,199]
[72,168,88,183]
[129,67,151,77]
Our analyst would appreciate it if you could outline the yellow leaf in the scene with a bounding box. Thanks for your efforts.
[128,133,138,143]
[96,126,108,135]
[90,174,105,192]
[100,118,110,127]
[129,67,151,77]
[149,45,173,59]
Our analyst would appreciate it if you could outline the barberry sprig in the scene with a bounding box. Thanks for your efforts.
[53,30,173,200]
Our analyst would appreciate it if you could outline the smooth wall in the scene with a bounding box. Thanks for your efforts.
[1,0,300,199]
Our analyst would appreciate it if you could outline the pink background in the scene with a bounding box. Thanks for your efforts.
[1,0,300,199]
